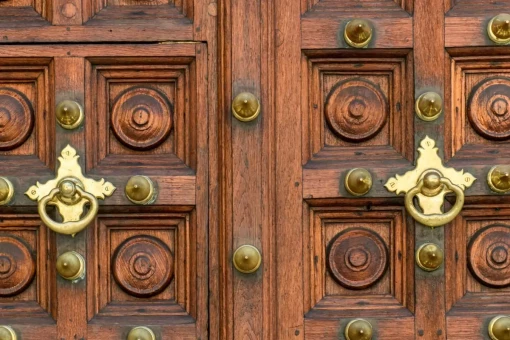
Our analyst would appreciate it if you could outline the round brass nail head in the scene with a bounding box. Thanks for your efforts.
[0,177,14,205]
[416,243,444,272]
[232,92,260,122]
[125,176,156,205]
[233,245,261,274]
[345,168,372,196]
[345,319,373,340]
[488,165,510,193]
[416,92,443,121]
[344,19,373,48]
[56,100,84,130]
[0,326,16,340]
[488,14,510,45]
[127,326,156,340]
[489,316,510,340]
[56,251,85,281]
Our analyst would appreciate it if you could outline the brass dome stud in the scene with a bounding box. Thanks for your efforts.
[0,177,14,205]
[488,165,510,193]
[232,92,261,122]
[0,326,17,340]
[56,251,85,281]
[489,316,510,340]
[125,176,157,205]
[56,100,84,130]
[127,326,156,340]
[488,14,510,45]
[344,19,373,48]
[415,92,443,121]
[416,243,444,272]
[345,319,373,340]
[345,168,372,196]
[233,245,262,274]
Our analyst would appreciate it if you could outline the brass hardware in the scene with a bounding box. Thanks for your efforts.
[345,319,373,340]
[0,177,14,205]
[127,326,156,340]
[233,245,261,274]
[56,100,84,130]
[0,326,16,340]
[489,316,510,340]
[232,92,260,122]
[385,136,475,228]
[416,243,444,272]
[415,92,443,121]
[345,168,372,196]
[488,165,510,193]
[344,19,373,48]
[25,145,115,236]
[56,251,85,281]
[125,176,157,205]
[488,14,510,45]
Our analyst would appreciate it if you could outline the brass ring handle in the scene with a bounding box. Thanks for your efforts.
[38,185,98,236]
[405,177,464,228]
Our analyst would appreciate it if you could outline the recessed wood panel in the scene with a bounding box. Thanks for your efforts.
[87,213,192,320]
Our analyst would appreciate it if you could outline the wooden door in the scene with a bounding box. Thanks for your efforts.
[0,1,216,339]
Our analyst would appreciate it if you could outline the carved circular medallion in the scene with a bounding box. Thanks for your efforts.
[468,224,510,287]
[0,236,35,296]
[110,86,173,150]
[325,79,388,142]
[327,228,388,289]
[467,77,510,140]
[112,235,174,297]
[0,87,34,150]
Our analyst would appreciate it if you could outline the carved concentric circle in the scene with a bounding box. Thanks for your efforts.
[325,78,388,142]
[327,227,388,289]
[0,236,35,296]
[0,87,34,150]
[112,235,174,297]
[468,224,510,287]
[110,86,173,150]
[468,77,510,140]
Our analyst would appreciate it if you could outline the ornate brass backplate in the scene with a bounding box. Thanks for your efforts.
[25,145,115,235]
[385,136,476,227]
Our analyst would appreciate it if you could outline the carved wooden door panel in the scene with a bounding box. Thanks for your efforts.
[0,0,215,338]
[269,0,510,339]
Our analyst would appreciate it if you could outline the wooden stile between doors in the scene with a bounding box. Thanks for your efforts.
[1,0,510,339]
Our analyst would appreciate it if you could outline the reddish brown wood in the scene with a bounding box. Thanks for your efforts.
[0,88,34,151]
[0,235,35,297]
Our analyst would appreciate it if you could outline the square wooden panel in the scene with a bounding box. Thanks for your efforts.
[302,51,413,164]
[0,0,50,24]
[448,55,510,160]
[85,57,197,173]
[87,213,193,320]
[304,204,414,317]
[0,216,54,319]
[446,207,510,311]
[0,59,54,172]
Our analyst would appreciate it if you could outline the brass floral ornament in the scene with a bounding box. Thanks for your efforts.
[26,145,115,236]
[385,136,475,228]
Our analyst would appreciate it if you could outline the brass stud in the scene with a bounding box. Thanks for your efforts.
[232,92,260,122]
[488,165,510,193]
[415,92,443,121]
[416,243,444,272]
[125,176,157,205]
[489,316,510,340]
[344,19,373,48]
[488,14,510,45]
[233,245,261,274]
[0,177,14,205]
[345,319,373,340]
[127,326,156,340]
[56,251,85,281]
[0,326,17,340]
[345,168,372,196]
[56,100,84,130]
